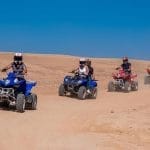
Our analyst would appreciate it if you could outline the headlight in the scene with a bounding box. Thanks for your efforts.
[77,80,82,84]
[65,78,68,82]
[14,78,19,83]
[5,80,10,85]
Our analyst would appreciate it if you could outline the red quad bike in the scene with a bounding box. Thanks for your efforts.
[108,68,138,92]
[144,68,150,84]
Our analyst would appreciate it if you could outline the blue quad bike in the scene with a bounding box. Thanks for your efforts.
[0,72,37,112]
[59,73,98,100]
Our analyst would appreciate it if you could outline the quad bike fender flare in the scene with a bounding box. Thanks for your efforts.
[131,74,137,78]
[25,81,37,96]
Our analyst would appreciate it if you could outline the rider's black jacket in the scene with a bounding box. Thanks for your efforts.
[11,62,26,75]
[88,66,94,77]
[121,62,131,74]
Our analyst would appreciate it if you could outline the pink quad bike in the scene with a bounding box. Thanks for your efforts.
[108,68,138,92]
[144,68,150,84]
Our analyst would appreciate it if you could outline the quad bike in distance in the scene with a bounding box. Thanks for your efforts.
[108,68,138,92]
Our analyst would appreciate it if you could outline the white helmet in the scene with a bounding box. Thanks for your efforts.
[79,57,86,65]
[15,53,22,56]
[14,53,23,62]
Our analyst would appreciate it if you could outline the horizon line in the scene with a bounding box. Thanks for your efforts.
[0,50,149,61]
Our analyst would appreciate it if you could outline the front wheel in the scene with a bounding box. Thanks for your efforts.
[124,81,131,93]
[131,81,138,91]
[58,84,65,96]
[16,94,25,113]
[108,81,116,92]
[78,86,87,100]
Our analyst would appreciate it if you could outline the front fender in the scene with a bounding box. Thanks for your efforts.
[89,80,98,88]
[77,79,88,86]
[0,80,5,86]
[25,81,37,96]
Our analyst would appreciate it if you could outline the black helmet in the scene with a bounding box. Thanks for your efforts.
[14,53,23,62]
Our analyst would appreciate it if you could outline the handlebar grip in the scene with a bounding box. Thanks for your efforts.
[1,68,7,72]
[115,67,120,70]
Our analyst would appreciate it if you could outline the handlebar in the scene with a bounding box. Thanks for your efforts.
[1,69,26,78]
[69,71,79,75]
[1,68,7,72]
[115,67,121,70]
[68,71,74,74]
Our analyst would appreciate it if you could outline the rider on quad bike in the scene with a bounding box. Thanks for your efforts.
[144,65,150,84]
[147,65,150,75]
[1,53,27,78]
[72,58,89,77]
[121,57,131,75]
[86,59,94,79]
[59,58,97,99]
[0,53,37,112]
[86,59,95,93]
[108,57,138,92]
[73,58,92,93]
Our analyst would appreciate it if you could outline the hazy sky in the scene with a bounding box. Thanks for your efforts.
[0,0,150,59]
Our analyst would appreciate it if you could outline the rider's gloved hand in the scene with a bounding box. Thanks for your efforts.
[71,70,75,73]
[1,68,7,72]
[115,67,120,70]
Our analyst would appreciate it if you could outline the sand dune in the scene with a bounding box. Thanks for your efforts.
[0,53,150,150]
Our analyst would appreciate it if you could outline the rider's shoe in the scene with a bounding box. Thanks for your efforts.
[87,89,91,94]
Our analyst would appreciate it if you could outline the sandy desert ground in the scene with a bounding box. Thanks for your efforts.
[0,52,150,150]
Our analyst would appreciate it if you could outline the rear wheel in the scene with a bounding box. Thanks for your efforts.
[16,94,25,113]
[59,84,65,96]
[30,93,37,110]
[108,81,116,92]
[124,81,131,92]
[78,86,87,100]
[144,76,150,84]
